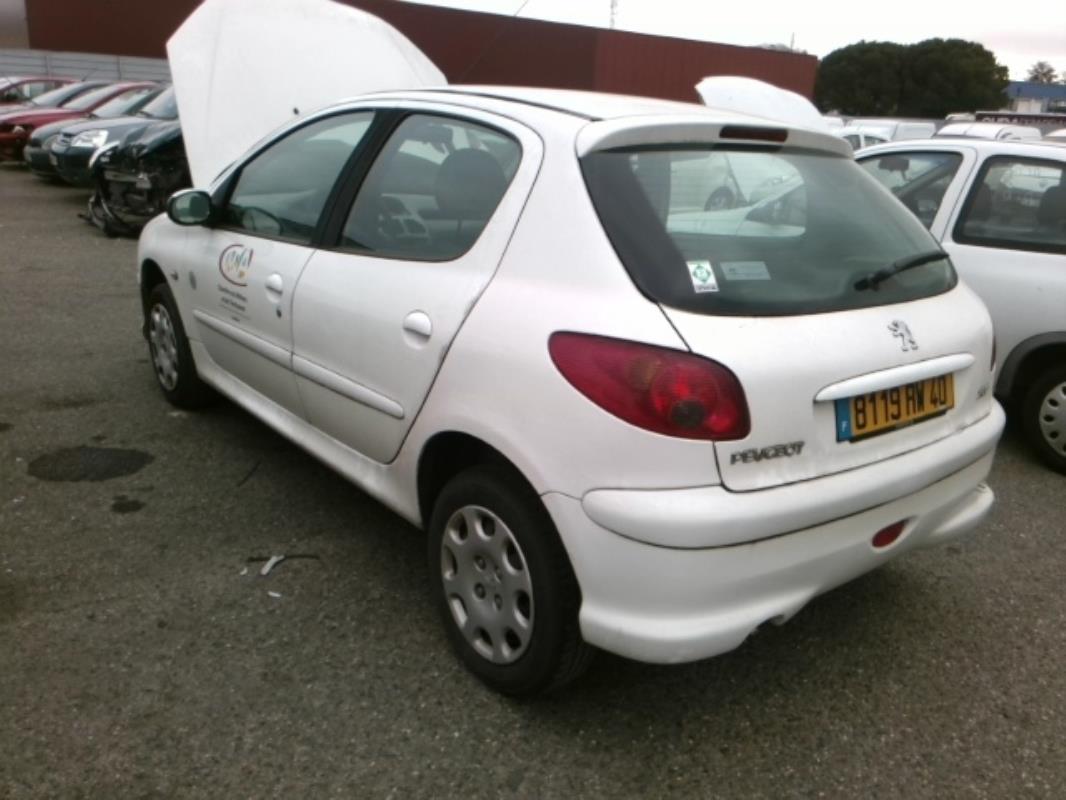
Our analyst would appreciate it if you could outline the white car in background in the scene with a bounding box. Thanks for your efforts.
[859,139,1066,472]
[838,120,937,151]
[935,122,1043,142]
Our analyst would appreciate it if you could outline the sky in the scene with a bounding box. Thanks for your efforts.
[406,0,1066,82]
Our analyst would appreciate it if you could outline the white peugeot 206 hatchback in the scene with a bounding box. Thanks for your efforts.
[138,87,1005,695]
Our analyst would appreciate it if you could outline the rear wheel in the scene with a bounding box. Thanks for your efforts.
[1021,364,1066,474]
[428,466,593,695]
[145,282,215,409]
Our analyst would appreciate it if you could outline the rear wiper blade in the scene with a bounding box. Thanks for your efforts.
[854,249,947,291]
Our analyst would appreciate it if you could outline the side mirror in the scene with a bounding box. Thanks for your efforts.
[167,189,212,226]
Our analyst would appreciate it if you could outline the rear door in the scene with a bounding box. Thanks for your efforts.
[290,108,542,463]
[184,111,376,415]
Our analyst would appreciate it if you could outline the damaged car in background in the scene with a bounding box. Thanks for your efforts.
[87,94,187,236]
[0,81,153,162]
[23,83,164,181]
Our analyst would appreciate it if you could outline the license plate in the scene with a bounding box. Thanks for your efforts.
[835,374,954,442]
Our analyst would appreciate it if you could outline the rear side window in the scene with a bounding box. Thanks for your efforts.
[340,114,520,261]
[859,151,963,229]
[954,156,1066,254]
[582,146,956,316]
[222,112,375,245]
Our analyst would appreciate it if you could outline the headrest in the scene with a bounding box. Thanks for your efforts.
[434,149,508,219]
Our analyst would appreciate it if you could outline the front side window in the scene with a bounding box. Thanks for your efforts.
[340,114,521,261]
[583,146,956,316]
[954,157,1066,253]
[222,112,375,244]
[859,150,963,229]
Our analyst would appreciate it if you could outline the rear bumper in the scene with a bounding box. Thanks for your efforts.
[544,406,1003,664]
[584,403,1005,549]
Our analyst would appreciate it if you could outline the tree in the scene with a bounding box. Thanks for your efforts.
[816,38,1008,116]
[815,41,906,115]
[900,39,1008,116]
[1027,61,1058,83]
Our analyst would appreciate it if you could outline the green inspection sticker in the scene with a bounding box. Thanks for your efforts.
[687,259,719,293]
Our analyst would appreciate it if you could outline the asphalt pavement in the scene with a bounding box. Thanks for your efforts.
[1,166,1064,799]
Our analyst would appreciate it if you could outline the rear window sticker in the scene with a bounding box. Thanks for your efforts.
[687,259,720,293]
[721,261,771,281]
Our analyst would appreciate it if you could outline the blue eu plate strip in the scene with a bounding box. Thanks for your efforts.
[834,398,852,442]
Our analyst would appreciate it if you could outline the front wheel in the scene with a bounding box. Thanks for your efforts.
[145,282,215,409]
[1021,364,1066,474]
[428,466,593,695]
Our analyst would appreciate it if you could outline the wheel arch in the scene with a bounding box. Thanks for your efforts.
[996,333,1066,400]
[139,259,168,339]
[416,431,539,529]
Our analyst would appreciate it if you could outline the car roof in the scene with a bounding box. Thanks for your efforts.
[856,137,1066,160]
[358,85,741,122]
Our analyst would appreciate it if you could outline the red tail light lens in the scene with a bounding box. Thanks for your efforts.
[548,332,750,440]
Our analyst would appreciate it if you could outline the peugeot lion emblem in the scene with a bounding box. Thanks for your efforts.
[888,320,918,352]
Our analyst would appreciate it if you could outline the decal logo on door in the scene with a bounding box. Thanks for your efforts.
[219,244,254,287]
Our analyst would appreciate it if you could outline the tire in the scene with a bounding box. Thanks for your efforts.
[428,466,593,696]
[1021,365,1066,474]
[145,282,215,409]
[704,187,736,211]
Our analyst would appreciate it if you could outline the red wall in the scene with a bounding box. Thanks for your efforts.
[25,0,817,101]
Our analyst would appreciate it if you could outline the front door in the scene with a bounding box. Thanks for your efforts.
[186,111,376,415]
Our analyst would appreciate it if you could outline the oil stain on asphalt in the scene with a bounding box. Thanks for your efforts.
[28,446,154,482]
[111,495,145,514]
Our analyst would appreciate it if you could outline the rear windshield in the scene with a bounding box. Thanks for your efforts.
[582,146,956,316]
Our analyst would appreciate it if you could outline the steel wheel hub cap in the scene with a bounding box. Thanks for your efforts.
[148,303,180,391]
[1038,381,1066,454]
[440,505,534,664]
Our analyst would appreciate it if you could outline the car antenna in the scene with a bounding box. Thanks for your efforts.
[455,0,534,83]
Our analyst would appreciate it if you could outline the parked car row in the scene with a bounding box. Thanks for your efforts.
[831,115,1056,152]
[0,76,190,237]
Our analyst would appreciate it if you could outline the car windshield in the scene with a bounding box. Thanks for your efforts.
[139,88,177,119]
[582,145,956,316]
[61,84,121,112]
[90,85,157,118]
[29,83,84,107]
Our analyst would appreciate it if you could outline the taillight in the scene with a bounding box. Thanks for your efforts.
[548,332,750,440]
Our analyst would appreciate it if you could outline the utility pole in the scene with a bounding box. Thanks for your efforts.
[610,0,618,29]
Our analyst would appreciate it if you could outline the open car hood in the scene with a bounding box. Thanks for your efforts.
[167,0,446,186]
[695,76,829,134]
